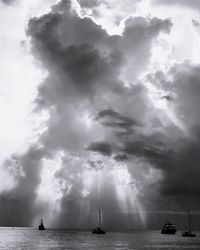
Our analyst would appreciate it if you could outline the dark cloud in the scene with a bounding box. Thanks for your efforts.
[145,62,200,203]
[86,160,104,170]
[26,0,171,158]
[87,142,112,156]
[90,126,200,211]
[122,134,174,161]
[113,154,129,162]
[96,109,142,135]
[97,109,142,126]
[28,11,122,105]
[91,61,200,211]
[0,148,44,226]
[28,2,171,106]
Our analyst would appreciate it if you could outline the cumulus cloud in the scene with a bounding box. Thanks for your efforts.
[28,2,171,106]
[5,0,198,229]
[77,0,142,33]
[26,0,171,157]
[21,0,173,227]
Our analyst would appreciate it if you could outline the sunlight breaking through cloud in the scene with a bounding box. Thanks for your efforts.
[1,0,200,230]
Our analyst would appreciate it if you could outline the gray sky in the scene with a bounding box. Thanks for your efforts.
[0,0,200,229]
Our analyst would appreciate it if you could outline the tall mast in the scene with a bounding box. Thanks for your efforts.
[99,207,101,228]
[188,210,192,232]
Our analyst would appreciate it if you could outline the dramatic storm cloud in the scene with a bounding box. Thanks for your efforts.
[1,0,200,229]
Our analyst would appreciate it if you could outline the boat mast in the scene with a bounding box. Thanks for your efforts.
[188,210,192,232]
[99,207,101,228]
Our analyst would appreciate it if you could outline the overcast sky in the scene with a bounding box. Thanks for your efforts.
[1,0,200,229]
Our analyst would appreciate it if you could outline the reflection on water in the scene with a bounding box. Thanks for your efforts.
[0,228,199,250]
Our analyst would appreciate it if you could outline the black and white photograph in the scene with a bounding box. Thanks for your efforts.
[0,0,200,249]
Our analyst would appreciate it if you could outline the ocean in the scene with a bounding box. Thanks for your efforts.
[0,228,200,250]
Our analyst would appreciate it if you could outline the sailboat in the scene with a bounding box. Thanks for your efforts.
[38,218,45,231]
[182,210,196,237]
[92,207,106,234]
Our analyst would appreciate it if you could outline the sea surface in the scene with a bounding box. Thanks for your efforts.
[0,228,200,250]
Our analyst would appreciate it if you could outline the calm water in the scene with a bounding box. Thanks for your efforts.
[0,228,200,250]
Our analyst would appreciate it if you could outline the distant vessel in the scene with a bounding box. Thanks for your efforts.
[161,222,177,234]
[182,210,196,237]
[92,207,106,234]
[38,218,45,231]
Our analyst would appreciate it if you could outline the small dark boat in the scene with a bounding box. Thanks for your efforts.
[38,218,45,230]
[182,231,196,237]
[182,210,196,237]
[161,222,177,234]
[92,207,106,234]
[92,226,106,234]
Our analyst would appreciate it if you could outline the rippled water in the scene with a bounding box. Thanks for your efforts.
[0,228,200,249]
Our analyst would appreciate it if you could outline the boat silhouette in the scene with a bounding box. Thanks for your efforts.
[161,222,177,234]
[92,207,106,234]
[38,218,45,231]
[182,210,196,237]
